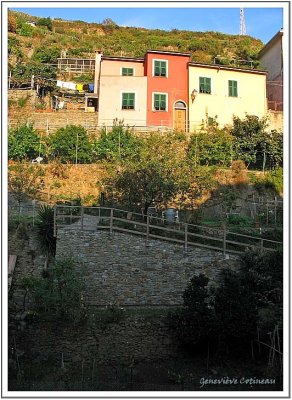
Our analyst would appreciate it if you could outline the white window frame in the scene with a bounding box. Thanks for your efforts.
[152,92,168,112]
[120,67,135,76]
[152,59,168,78]
[121,91,137,110]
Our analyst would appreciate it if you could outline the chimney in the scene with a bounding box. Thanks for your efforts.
[94,51,103,96]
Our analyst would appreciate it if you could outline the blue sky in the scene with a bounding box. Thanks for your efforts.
[12,6,283,43]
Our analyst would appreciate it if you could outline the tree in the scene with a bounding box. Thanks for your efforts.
[188,129,234,167]
[32,46,60,63]
[36,17,53,31]
[102,132,188,213]
[93,119,142,162]
[8,13,17,32]
[230,114,268,168]
[8,124,43,161]
[48,125,92,163]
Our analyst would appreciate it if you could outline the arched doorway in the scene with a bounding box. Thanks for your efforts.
[174,101,187,131]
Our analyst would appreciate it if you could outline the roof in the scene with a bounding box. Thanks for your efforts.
[101,56,144,62]
[146,50,191,57]
[188,62,267,75]
[258,29,283,58]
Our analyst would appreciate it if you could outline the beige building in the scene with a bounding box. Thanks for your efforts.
[258,29,283,111]
[97,56,147,126]
[188,63,267,131]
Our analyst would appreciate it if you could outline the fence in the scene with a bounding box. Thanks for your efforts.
[54,206,282,257]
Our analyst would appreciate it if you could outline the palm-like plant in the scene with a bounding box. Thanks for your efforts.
[36,205,56,256]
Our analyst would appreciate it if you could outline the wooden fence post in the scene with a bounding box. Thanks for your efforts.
[110,208,114,235]
[223,226,227,259]
[184,223,188,252]
[81,206,84,231]
[53,205,57,237]
[146,215,150,245]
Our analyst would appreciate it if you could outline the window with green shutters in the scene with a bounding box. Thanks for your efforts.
[229,80,238,97]
[122,67,134,76]
[154,60,167,77]
[153,93,167,111]
[199,77,211,94]
[122,93,135,109]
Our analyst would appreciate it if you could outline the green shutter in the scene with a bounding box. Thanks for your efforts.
[154,60,167,76]
[122,68,134,76]
[229,80,238,97]
[199,77,211,94]
[122,93,135,109]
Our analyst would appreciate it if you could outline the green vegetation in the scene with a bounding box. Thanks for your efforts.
[19,258,86,322]
[48,125,92,163]
[8,124,42,161]
[35,205,56,256]
[168,249,283,357]
[8,10,264,88]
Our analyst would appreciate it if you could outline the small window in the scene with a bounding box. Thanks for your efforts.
[154,60,167,77]
[122,67,134,76]
[229,80,238,97]
[199,77,211,94]
[122,93,135,110]
[154,93,167,111]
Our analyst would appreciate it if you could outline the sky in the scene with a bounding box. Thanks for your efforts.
[11,5,284,44]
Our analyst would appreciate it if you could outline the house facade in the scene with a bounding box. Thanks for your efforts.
[58,49,268,131]
[98,56,147,126]
[258,29,283,111]
[188,63,267,131]
[144,50,191,130]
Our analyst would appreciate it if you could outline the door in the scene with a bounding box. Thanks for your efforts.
[174,101,187,131]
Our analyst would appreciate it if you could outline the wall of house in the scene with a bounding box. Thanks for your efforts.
[98,76,147,125]
[101,59,144,76]
[188,66,267,131]
[259,34,283,107]
[145,53,190,128]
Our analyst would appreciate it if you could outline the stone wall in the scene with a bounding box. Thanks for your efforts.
[8,89,36,104]
[56,229,239,306]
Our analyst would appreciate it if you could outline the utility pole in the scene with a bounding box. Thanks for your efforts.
[240,8,246,35]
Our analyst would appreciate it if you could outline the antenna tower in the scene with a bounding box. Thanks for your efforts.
[240,8,246,35]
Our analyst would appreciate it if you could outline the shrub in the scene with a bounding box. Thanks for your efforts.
[36,17,53,31]
[19,258,86,322]
[48,125,92,163]
[35,205,56,256]
[188,130,233,167]
[8,124,42,161]
[32,46,60,63]
[93,119,142,162]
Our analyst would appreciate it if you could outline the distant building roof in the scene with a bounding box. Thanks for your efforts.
[258,29,283,58]
[188,61,267,75]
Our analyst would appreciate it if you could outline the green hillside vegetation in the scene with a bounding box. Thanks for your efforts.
[8,10,264,85]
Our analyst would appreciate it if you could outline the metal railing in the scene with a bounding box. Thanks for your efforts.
[54,205,282,257]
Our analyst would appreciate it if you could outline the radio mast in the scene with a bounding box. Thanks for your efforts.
[240,8,246,35]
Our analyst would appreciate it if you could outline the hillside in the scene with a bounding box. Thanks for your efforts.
[8,10,264,85]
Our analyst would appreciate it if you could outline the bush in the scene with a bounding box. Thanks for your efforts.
[93,119,142,162]
[19,258,86,322]
[48,125,92,163]
[8,124,42,161]
[17,22,35,37]
[36,17,53,31]
[35,205,56,256]
[188,130,233,167]
[32,46,60,63]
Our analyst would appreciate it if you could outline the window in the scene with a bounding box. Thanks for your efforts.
[122,93,135,109]
[153,60,167,77]
[228,80,238,97]
[199,77,211,94]
[122,67,134,76]
[153,93,167,111]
